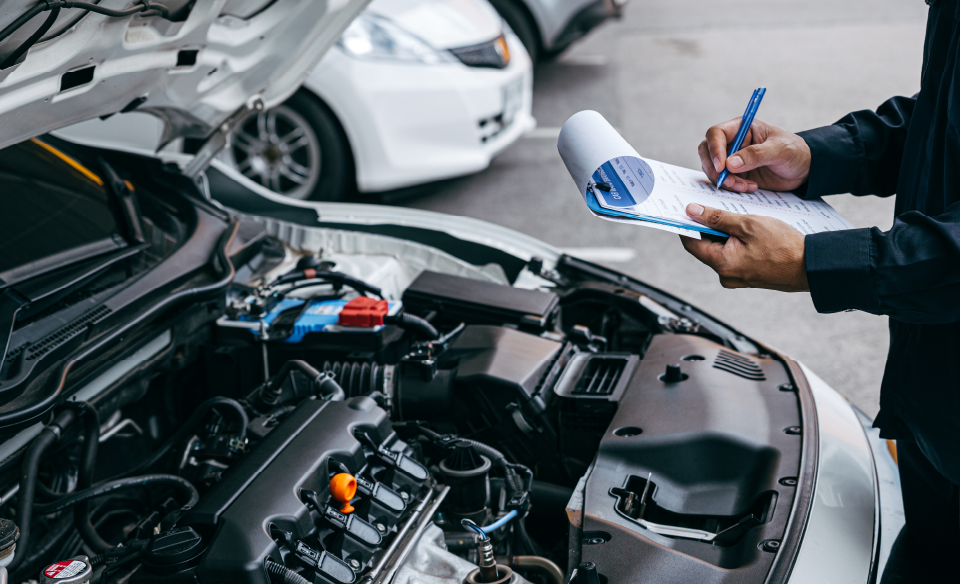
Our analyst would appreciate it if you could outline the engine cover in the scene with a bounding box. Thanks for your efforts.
[136,397,395,584]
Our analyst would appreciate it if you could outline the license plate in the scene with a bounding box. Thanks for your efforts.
[502,76,523,127]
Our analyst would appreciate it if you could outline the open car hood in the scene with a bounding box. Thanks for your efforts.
[0,0,369,165]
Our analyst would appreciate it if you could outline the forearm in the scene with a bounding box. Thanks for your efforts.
[796,95,917,198]
[805,202,960,323]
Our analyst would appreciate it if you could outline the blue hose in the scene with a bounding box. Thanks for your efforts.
[480,509,518,534]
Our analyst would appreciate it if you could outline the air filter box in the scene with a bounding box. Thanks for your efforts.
[401,271,559,327]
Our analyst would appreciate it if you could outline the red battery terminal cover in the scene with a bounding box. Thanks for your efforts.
[338,297,389,327]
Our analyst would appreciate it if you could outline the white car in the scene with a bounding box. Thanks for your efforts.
[53,0,536,201]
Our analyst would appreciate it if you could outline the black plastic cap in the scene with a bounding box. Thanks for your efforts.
[577,562,601,584]
[144,527,204,567]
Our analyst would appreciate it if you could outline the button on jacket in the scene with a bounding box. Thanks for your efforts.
[797,0,960,483]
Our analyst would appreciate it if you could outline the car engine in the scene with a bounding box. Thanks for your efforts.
[0,224,806,584]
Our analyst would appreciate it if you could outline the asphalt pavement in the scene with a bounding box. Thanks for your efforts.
[392,0,930,417]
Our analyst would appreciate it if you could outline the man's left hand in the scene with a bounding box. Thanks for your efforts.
[680,203,809,292]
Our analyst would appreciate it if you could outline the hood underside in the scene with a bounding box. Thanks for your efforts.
[0,0,369,152]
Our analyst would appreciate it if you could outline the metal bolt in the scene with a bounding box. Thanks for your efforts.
[400,492,409,501]
[582,537,605,545]
[784,426,802,435]
[779,477,798,487]
[761,540,781,553]
[778,383,795,392]
[349,559,360,570]
[376,523,386,533]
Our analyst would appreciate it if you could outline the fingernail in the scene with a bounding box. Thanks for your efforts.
[687,203,704,217]
[712,157,721,172]
[728,155,743,169]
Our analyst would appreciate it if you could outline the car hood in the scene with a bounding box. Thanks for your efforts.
[0,0,369,154]
[367,0,502,50]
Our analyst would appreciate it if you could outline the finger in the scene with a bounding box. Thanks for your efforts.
[699,141,719,182]
[726,140,780,175]
[719,277,747,289]
[680,234,726,268]
[704,118,742,173]
[685,203,747,237]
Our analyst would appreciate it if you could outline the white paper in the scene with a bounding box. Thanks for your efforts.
[558,110,854,237]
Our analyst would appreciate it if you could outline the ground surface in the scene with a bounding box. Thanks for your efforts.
[391,0,930,417]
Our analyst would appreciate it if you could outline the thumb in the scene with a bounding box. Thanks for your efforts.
[725,141,778,174]
[686,203,745,236]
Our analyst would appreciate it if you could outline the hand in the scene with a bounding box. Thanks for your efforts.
[698,118,811,193]
[680,203,809,292]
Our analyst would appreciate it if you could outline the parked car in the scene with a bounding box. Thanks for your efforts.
[53,0,536,201]
[0,2,900,584]
[487,0,627,62]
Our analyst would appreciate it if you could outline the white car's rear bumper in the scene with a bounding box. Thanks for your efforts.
[307,32,535,193]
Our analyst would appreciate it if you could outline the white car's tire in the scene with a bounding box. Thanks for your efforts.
[224,89,354,201]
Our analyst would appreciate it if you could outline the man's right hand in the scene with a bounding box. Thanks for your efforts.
[698,118,812,193]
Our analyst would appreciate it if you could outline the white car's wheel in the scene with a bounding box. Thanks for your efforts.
[223,90,353,201]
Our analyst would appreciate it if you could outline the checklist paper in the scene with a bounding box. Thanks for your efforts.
[557,110,854,239]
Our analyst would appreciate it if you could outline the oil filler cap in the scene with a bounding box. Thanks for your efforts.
[41,556,93,584]
[143,527,205,574]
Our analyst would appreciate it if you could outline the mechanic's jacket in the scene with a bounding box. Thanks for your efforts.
[796,0,960,484]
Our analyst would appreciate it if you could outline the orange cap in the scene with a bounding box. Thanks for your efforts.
[329,472,357,514]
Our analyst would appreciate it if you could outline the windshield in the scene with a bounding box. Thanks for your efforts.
[0,139,125,284]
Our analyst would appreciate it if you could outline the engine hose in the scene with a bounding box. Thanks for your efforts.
[73,402,113,553]
[322,360,385,398]
[265,360,346,402]
[33,474,199,515]
[8,512,74,581]
[456,439,527,494]
[384,313,439,340]
[10,408,78,571]
[265,560,311,584]
[129,396,249,476]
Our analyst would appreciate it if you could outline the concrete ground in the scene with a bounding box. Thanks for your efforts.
[391,0,930,417]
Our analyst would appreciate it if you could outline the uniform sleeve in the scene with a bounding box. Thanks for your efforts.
[805,202,960,324]
[796,95,916,198]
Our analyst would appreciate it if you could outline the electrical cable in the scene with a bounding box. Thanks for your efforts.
[480,509,518,534]
[33,474,198,515]
[271,270,383,299]
[0,3,59,69]
[460,518,488,541]
[0,1,171,52]
[265,559,312,584]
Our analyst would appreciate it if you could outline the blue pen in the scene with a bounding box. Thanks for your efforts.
[717,87,766,189]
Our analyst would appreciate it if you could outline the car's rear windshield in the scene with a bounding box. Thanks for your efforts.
[0,139,124,282]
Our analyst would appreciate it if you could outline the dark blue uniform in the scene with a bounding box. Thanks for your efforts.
[796,0,960,578]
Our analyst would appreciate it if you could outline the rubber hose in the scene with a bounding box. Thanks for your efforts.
[386,313,439,340]
[266,560,311,584]
[33,474,199,515]
[457,439,524,493]
[130,396,248,476]
[10,408,78,571]
[74,402,113,553]
[266,360,345,401]
[8,512,74,581]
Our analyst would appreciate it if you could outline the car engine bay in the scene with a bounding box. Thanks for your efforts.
[0,219,807,584]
